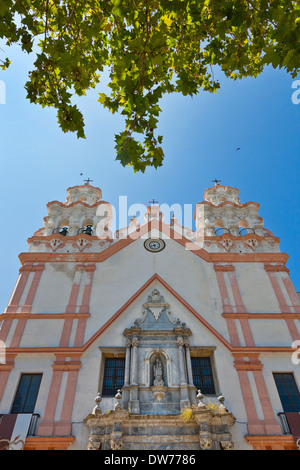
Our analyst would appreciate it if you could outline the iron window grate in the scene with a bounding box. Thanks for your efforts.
[102,358,125,396]
[191,357,216,395]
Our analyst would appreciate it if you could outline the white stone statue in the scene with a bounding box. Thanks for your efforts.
[153,358,164,386]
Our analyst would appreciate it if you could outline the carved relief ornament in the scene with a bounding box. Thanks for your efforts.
[142,288,170,322]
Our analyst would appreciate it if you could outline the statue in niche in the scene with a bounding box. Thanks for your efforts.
[153,358,164,386]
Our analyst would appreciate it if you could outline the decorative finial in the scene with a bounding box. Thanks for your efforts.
[211,178,221,185]
[114,389,122,410]
[197,390,205,408]
[84,178,93,185]
[92,393,102,415]
[218,394,226,414]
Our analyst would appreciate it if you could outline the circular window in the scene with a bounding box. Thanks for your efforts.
[144,238,165,253]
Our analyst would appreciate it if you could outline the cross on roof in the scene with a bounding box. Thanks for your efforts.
[212,178,221,185]
[149,198,159,206]
[84,178,93,185]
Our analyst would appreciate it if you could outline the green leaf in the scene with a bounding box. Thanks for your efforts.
[1,0,299,171]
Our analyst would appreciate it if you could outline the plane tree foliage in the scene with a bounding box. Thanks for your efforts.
[1,0,299,172]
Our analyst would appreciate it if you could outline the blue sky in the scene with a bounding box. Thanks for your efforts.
[0,44,299,312]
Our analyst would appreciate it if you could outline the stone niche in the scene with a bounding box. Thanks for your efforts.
[121,288,196,415]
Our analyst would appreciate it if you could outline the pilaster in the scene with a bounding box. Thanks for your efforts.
[37,356,81,437]
[233,354,282,436]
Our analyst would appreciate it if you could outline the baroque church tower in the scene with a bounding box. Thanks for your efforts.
[0,182,299,450]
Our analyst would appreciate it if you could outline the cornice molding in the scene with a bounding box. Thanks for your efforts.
[264,264,290,273]
[222,312,300,319]
[20,219,289,265]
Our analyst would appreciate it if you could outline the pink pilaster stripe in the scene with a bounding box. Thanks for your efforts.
[282,276,300,313]
[267,272,292,313]
[65,282,80,314]
[215,270,233,313]
[37,368,64,436]
[215,267,240,346]
[57,367,81,435]
[266,270,299,341]
[10,265,45,347]
[59,319,74,348]
[59,268,82,347]
[0,370,11,402]
[0,319,13,343]
[5,270,30,313]
[79,270,95,314]
[236,369,265,435]
[252,369,282,435]
[20,269,44,314]
[228,271,255,347]
[74,268,95,347]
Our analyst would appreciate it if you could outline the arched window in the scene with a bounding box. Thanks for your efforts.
[52,218,69,235]
[80,218,94,235]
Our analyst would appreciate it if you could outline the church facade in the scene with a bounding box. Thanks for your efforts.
[0,182,299,450]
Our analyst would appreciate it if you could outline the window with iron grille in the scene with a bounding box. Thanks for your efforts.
[191,357,216,395]
[273,373,300,412]
[102,358,125,396]
[11,374,42,414]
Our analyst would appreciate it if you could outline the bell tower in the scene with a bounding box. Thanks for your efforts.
[29,183,114,252]
[194,182,280,252]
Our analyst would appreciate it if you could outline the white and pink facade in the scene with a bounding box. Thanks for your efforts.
[0,182,299,450]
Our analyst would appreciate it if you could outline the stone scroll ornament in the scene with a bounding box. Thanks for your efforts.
[87,436,101,451]
[110,432,123,451]
[0,435,25,450]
